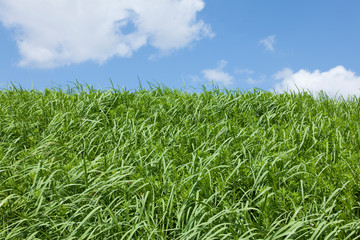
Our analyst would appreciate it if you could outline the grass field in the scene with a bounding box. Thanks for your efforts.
[1,82,360,239]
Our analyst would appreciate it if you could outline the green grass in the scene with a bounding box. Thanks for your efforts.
[1,82,360,239]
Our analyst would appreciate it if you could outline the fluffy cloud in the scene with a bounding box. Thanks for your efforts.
[0,0,213,68]
[259,35,275,51]
[202,60,234,87]
[274,66,360,97]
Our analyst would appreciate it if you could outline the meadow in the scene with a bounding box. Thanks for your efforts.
[1,82,360,239]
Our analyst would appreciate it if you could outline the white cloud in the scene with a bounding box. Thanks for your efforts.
[202,60,234,86]
[274,66,360,97]
[246,78,257,84]
[0,0,214,68]
[246,74,266,85]
[234,68,254,75]
[259,35,275,51]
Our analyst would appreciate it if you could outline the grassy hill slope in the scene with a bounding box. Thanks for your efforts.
[1,83,360,239]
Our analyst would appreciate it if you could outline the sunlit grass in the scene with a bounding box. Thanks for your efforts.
[1,82,360,239]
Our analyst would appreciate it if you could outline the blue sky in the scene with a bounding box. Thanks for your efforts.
[0,0,360,96]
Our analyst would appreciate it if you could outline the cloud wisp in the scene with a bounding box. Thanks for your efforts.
[274,66,360,97]
[259,35,275,51]
[202,60,234,87]
[234,68,254,75]
[0,0,214,68]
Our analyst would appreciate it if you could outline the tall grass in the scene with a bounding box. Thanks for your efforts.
[1,82,360,239]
